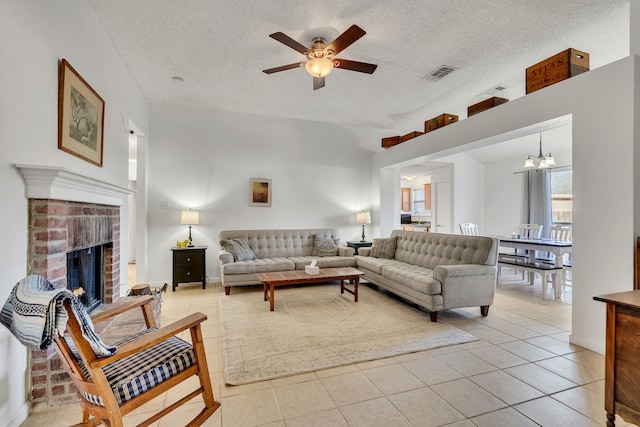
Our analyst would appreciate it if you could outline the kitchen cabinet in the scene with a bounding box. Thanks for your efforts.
[424,184,432,210]
[401,187,411,211]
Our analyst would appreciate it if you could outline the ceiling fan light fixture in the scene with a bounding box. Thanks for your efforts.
[305,57,334,77]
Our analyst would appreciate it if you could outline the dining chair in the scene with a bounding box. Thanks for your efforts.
[548,224,572,292]
[518,223,543,239]
[459,223,479,235]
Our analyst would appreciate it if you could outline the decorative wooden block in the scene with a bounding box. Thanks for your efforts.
[381,136,401,149]
[424,113,458,133]
[526,48,589,94]
[400,131,424,142]
[467,97,509,117]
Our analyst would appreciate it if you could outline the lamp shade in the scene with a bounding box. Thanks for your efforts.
[356,211,371,225]
[305,58,334,77]
[180,210,200,225]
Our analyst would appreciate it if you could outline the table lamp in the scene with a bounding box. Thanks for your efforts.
[180,209,200,247]
[356,211,371,242]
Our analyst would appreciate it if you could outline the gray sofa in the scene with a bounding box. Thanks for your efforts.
[355,230,499,321]
[218,229,356,295]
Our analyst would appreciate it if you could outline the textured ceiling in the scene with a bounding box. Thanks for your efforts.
[87,0,630,134]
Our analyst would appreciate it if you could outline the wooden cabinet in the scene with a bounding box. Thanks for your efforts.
[171,246,207,291]
[401,187,411,211]
[424,184,432,210]
[593,290,640,426]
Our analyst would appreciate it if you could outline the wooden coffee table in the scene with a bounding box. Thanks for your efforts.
[256,267,364,311]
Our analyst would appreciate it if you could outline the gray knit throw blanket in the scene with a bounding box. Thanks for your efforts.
[0,274,116,356]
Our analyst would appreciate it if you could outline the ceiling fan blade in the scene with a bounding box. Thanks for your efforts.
[313,76,325,90]
[269,32,309,55]
[334,58,378,74]
[263,62,305,74]
[325,25,366,56]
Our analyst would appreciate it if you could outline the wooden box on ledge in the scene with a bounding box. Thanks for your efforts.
[381,135,401,149]
[400,131,424,142]
[467,97,509,117]
[424,113,458,134]
[526,48,589,94]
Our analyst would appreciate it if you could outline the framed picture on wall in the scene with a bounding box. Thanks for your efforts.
[58,59,105,167]
[250,178,271,207]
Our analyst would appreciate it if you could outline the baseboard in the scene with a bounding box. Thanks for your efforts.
[5,401,29,427]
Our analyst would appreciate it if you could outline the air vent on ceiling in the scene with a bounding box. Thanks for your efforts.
[422,65,457,81]
[479,85,507,96]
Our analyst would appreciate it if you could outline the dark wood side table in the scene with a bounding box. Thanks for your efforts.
[593,290,640,426]
[170,246,207,291]
[346,241,372,255]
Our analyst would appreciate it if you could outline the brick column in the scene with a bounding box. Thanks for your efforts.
[27,199,121,410]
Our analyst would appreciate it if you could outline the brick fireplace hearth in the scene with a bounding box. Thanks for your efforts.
[16,165,131,410]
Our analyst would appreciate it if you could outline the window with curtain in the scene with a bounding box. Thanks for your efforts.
[551,167,572,224]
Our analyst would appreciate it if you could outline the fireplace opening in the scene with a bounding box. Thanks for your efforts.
[67,245,105,313]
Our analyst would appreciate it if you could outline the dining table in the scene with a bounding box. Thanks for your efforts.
[497,236,572,299]
[497,236,572,268]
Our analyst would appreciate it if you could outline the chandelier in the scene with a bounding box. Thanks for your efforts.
[523,133,556,169]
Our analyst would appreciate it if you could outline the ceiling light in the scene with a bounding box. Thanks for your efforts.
[305,57,334,77]
[403,175,414,181]
[523,133,556,169]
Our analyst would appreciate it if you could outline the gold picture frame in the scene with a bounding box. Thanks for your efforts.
[58,59,105,167]
[250,178,271,207]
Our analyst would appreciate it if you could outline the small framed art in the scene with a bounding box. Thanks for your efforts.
[58,59,105,167]
[250,178,271,207]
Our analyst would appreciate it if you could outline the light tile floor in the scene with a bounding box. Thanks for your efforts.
[21,270,639,427]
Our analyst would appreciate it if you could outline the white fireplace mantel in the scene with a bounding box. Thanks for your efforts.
[15,164,133,206]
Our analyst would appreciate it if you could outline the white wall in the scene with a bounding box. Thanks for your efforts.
[146,103,388,285]
[433,153,485,233]
[373,56,638,354]
[0,1,148,425]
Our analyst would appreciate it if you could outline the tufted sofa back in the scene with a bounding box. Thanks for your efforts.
[219,229,341,259]
[390,230,497,270]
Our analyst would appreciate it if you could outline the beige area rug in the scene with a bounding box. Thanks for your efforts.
[220,282,479,385]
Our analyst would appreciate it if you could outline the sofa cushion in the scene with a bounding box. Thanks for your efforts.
[219,229,341,258]
[220,237,256,261]
[370,237,397,259]
[354,255,399,275]
[381,263,442,295]
[289,256,356,270]
[221,257,294,274]
[391,230,494,270]
[311,235,339,256]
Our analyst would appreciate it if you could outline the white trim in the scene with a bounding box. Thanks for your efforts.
[6,402,29,427]
[14,164,133,206]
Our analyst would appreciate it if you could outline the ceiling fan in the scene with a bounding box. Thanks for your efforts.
[262,24,378,90]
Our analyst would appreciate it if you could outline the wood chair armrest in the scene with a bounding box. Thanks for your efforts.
[90,312,208,368]
[90,295,155,324]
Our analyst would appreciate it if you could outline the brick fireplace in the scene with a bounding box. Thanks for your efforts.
[16,165,131,410]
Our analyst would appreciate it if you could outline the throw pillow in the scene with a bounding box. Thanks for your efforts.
[220,237,256,261]
[312,235,339,256]
[370,237,397,259]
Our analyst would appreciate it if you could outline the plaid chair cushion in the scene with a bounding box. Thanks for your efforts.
[69,328,196,406]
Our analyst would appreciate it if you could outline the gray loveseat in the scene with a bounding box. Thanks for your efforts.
[355,230,499,322]
[219,229,356,295]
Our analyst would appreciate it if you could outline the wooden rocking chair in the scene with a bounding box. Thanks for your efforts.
[53,295,220,427]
